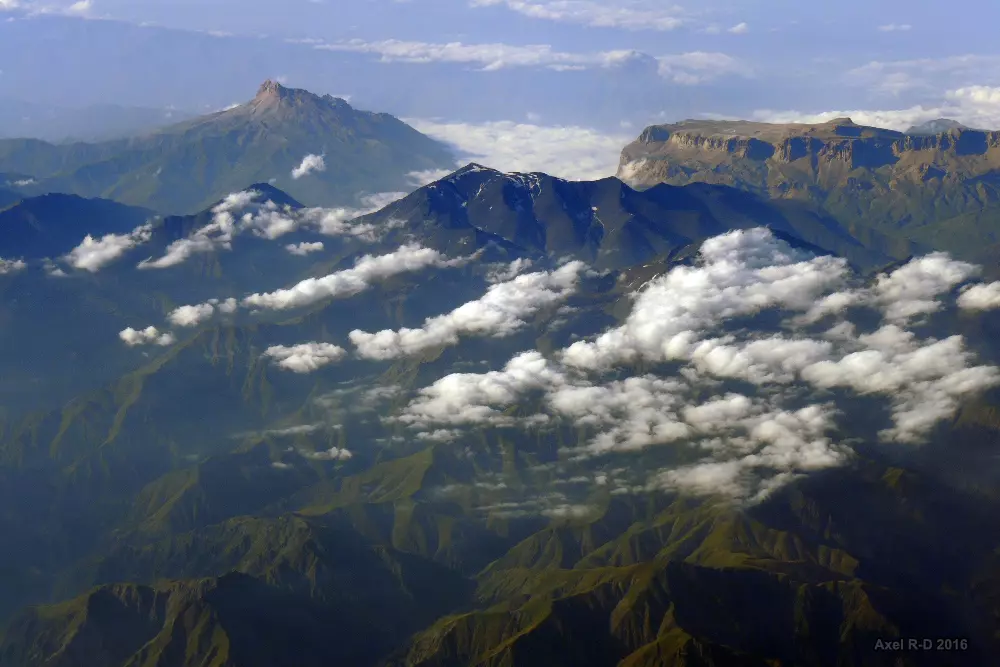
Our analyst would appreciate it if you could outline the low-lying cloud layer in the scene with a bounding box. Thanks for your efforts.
[243,244,472,311]
[407,118,632,181]
[751,84,1000,133]
[64,223,153,272]
[137,188,405,270]
[350,261,585,359]
[139,191,259,269]
[129,243,477,353]
[393,228,1000,502]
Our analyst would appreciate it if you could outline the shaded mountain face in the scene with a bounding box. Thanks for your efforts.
[0,194,154,259]
[0,189,19,210]
[0,80,456,215]
[0,185,330,412]
[360,163,919,272]
[617,117,1000,268]
[2,171,1000,666]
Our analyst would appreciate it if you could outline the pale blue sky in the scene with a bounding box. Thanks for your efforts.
[2,0,999,176]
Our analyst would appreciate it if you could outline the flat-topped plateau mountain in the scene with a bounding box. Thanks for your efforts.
[617,117,1000,266]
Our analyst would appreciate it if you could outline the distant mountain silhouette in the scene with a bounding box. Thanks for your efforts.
[905,118,973,135]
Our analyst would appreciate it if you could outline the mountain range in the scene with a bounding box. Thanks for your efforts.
[0,164,924,413]
[2,91,1000,667]
[0,81,456,215]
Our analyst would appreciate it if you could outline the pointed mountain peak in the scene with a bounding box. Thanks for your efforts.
[256,79,289,99]
[245,182,304,209]
[245,80,355,117]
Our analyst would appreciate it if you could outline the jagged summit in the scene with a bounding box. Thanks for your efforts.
[256,79,287,99]
[240,79,345,116]
[250,78,351,106]
[360,157,911,271]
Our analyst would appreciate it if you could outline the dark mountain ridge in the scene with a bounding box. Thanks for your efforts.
[0,194,154,259]
[364,162,920,271]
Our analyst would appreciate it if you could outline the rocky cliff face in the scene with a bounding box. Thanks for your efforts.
[616,118,1000,266]
[620,118,1000,189]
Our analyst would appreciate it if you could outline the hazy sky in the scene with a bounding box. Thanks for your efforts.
[2,0,1000,175]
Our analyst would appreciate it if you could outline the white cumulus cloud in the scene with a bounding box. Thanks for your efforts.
[350,261,585,360]
[139,191,257,269]
[399,351,565,428]
[166,298,237,328]
[286,241,325,256]
[958,281,1000,310]
[263,342,347,373]
[0,258,27,275]
[243,244,472,311]
[119,326,176,347]
[65,223,153,272]
[138,188,407,270]
[291,153,326,179]
[393,228,1000,501]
